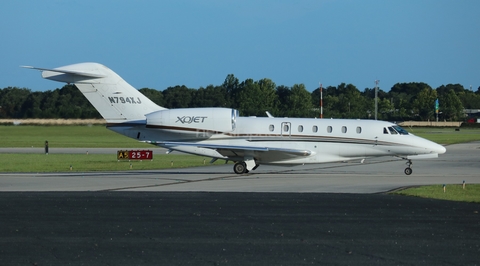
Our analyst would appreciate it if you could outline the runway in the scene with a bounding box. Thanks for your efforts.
[1,143,479,265]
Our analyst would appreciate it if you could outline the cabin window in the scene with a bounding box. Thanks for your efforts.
[312,125,318,133]
[298,125,304,132]
[388,127,398,135]
[283,124,289,132]
[269,124,274,132]
[342,126,347,133]
[356,126,362,134]
[327,126,332,133]
[383,127,388,134]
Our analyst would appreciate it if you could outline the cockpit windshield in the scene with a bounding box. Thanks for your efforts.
[392,125,409,135]
[388,127,398,134]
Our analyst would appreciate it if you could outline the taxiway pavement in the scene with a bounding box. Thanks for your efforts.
[1,142,479,193]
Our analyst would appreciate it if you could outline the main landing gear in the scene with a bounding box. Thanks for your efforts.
[404,159,413,175]
[233,161,259,174]
[234,162,247,174]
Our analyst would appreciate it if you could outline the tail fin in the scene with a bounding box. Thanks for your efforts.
[23,63,164,123]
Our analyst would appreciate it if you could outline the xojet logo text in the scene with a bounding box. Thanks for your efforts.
[176,116,207,124]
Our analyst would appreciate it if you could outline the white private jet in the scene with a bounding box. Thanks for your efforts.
[24,62,446,175]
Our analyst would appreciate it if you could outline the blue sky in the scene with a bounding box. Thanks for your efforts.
[1,0,479,92]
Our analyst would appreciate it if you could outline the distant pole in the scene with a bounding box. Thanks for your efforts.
[320,83,323,119]
[374,80,379,120]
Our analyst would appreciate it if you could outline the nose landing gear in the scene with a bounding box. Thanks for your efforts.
[404,160,413,175]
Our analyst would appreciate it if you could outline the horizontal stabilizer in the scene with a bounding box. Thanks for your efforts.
[21,65,106,78]
[21,65,106,83]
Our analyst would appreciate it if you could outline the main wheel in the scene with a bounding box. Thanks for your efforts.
[404,167,413,175]
[233,162,246,174]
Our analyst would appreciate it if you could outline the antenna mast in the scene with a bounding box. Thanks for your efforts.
[374,80,379,120]
[320,83,323,119]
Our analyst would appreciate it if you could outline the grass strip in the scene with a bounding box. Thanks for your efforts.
[393,184,480,203]
[0,153,228,172]
[0,125,149,148]
[405,127,480,144]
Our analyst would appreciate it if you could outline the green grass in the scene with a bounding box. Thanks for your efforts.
[393,184,480,203]
[0,125,229,172]
[404,127,480,145]
[0,153,228,172]
[0,125,150,148]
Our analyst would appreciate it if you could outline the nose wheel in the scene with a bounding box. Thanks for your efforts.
[404,160,413,175]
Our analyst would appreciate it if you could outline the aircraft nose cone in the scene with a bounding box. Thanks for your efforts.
[437,145,446,154]
[430,143,446,154]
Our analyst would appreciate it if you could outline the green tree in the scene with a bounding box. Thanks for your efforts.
[438,84,480,110]
[40,90,60,118]
[388,82,433,120]
[257,78,279,116]
[285,84,313,117]
[438,89,463,121]
[162,85,194,108]
[333,84,366,118]
[236,79,261,116]
[139,88,165,107]
[236,78,278,116]
[276,85,292,117]
[323,94,340,118]
[0,87,31,118]
[377,98,395,120]
[191,85,228,108]
[222,74,239,109]
[20,91,43,118]
[412,87,437,121]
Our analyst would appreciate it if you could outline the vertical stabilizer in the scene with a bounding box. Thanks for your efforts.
[24,63,164,122]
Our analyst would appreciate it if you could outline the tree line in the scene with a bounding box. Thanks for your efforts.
[1,74,479,121]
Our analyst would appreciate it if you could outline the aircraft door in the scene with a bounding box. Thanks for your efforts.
[281,122,291,137]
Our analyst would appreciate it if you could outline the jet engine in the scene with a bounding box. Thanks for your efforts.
[145,107,239,134]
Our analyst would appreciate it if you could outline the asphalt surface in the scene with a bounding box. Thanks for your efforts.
[1,143,479,265]
[1,192,479,265]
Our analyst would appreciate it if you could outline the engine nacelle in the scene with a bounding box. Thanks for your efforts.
[145,107,239,134]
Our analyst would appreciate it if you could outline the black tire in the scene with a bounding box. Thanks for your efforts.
[233,162,246,174]
[404,167,413,175]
